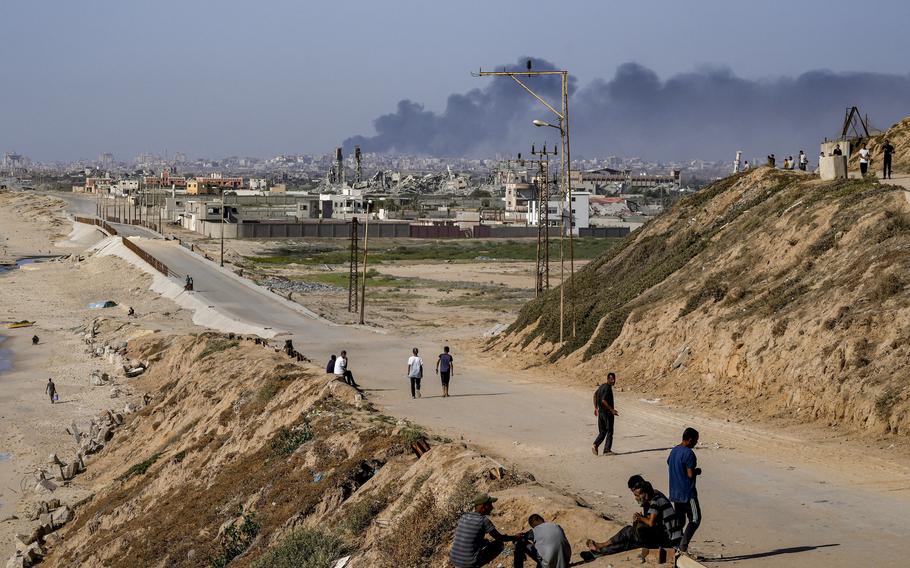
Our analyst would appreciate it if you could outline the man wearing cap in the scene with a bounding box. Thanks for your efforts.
[450,493,522,567]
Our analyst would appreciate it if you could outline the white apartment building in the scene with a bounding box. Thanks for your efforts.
[528,191,590,235]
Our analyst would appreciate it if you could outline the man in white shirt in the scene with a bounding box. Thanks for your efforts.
[334,350,358,388]
[798,150,808,171]
[859,145,870,177]
[407,347,423,399]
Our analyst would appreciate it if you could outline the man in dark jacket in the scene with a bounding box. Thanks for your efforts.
[592,372,618,455]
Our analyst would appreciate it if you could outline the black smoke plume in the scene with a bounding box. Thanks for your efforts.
[344,57,910,161]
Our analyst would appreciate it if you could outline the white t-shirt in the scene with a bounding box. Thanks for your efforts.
[334,356,347,375]
[859,149,870,163]
[407,356,423,378]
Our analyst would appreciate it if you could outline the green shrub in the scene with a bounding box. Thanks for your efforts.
[118,453,161,481]
[270,425,313,456]
[210,513,260,568]
[251,529,348,568]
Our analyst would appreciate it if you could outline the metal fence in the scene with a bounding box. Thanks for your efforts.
[121,237,181,279]
[74,216,118,236]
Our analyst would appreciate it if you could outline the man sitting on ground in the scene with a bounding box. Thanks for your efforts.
[516,513,572,568]
[583,480,682,559]
[333,350,359,388]
[450,494,522,568]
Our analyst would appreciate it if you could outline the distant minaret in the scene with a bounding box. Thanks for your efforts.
[335,147,345,186]
[355,146,363,183]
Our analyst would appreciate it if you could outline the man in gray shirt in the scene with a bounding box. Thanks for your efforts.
[516,514,572,568]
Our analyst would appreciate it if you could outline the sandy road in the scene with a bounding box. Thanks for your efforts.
[123,236,910,567]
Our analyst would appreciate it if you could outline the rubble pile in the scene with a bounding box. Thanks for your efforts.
[259,275,343,295]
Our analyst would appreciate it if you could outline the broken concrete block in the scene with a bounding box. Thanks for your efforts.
[34,479,57,494]
[113,413,123,425]
[124,402,138,414]
[5,553,25,568]
[47,454,61,466]
[23,542,44,563]
[63,462,79,480]
[38,514,51,527]
[50,506,73,528]
[90,371,105,386]
[54,464,66,482]
[98,426,112,442]
[76,454,85,472]
[47,499,60,510]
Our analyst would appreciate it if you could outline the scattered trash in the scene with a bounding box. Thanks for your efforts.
[88,300,117,309]
[5,320,35,329]
[313,473,324,483]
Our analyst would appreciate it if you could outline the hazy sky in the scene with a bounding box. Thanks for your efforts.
[2,0,909,162]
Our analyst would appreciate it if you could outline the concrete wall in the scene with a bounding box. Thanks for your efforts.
[819,156,848,180]
[195,220,411,239]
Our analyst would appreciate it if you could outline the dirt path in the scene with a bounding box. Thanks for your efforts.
[6,192,910,567]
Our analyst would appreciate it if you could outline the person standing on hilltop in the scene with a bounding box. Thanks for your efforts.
[859,144,871,177]
[45,378,56,404]
[436,345,454,397]
[592,372,619,456]
[767,154,776,167]
[799,150,808,171]
[668,427,702,553]
[882,139,895,179]
[407,347,423,399]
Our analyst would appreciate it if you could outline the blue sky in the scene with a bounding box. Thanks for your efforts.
[1,0,908,161]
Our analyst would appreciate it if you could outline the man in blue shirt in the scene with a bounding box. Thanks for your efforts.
[436,345,454,398]
[667,427,702,552]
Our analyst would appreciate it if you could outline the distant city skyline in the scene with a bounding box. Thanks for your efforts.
[2,1,909,162]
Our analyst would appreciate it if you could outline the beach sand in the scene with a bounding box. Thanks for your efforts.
[0,191,195,554]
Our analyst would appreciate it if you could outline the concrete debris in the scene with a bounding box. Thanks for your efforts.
[124,402,139,414]
[34,479,57,494]
[110,386,121,398]
[89,371,108,386]
[484,323,508,338]
[124,363,146,377]
[48,454,61,466]
[63,462,79,480]
[259,275,343,295]
[5,554,25,568]
[50,506,73,528]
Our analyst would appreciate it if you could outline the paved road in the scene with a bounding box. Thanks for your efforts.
[129,238,910,568]
[53,192,161,239]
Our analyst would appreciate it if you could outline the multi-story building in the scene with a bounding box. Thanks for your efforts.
[528,191,590,235]
[143,169,187,189]
[186,174,244,195]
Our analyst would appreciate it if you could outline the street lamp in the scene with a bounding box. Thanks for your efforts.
[358,199,373,325]
[476,66,576,342]
[220,190,225,267]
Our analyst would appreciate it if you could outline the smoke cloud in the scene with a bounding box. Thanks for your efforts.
[345,58,910,161]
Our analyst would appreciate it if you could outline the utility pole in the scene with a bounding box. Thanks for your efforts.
[358,200,373,325]
[220,190,225,267]
[531,142,555,296]
[348,217,359,312]
[476,64,576,342]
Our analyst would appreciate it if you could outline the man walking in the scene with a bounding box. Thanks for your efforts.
[668,427,702,553]
[407,347,423,399]
[592,372,618,455]
[333,350,358,388]
[436,345,454,397]
[45,378,56,404]
[882,139,895,179]
[450,493,522,568]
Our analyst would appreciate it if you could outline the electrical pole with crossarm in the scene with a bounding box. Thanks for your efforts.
[475,64,576,342]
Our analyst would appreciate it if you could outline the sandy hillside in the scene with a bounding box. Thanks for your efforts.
[498,165,910,437]
[42,334,636,568]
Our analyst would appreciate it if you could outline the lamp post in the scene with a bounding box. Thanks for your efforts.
[220,190,225,267]
[477,66,576,342]
[358,199,373,325]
